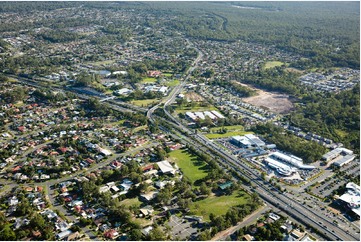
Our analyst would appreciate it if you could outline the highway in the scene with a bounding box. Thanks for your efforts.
[159,115,358,241]
[5,41,359,241]
[145,40,358,241]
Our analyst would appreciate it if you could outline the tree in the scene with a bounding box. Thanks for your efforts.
[129,229,143,241]
[250,192,260,205]
[0,211,6,227]
[199,182,211,196]
[0,225,16,240]
[198,229,211,241]
[70,225,81,232]
[148,227,167,241]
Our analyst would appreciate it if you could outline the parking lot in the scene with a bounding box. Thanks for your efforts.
[340,160,360,176]
[167,215,199,240]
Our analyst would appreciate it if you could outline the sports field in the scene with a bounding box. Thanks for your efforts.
[169,149,209,185]
[190,190,250,220]
[264,61,285,69]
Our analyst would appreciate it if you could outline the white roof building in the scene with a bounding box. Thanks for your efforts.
[156,160,176,175]
[339,182,360,217]
[98,147,112,156]
[185,112,198,121]
[194,111,205,120]
[265,157,296,176]
[211,110,225,119]
[115,88,133,95]
[140,191,159,202]
[270,152,315,170]
[204,111,217,120]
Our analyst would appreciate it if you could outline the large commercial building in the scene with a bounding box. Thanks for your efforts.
[265,157,297,176]
[264,151,315,176]
[322,148,354,161]
[322,147,355,167]
[338,182,360,218]
[231,134,266,148]
[269,152,315,170]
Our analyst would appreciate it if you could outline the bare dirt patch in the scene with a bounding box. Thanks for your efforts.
[238,83,294,114]
[185,92,204,102]
[285,67,304,74]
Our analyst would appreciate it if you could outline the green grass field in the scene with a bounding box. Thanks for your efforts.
[190,190,250,220]
[133,217,153,227]
[141,77,158,83]
[166,79,180,87]
[264,61,285,69]
[133,125,148,133]
[131,99,159,107]
[14,101,25,108]
[205,131,253,139]
[169,149,209,185]
[88,60,117,68]
[119,197,142,208]
[209,125,245,132]
[163,73,173,77]
[335,129,348,139]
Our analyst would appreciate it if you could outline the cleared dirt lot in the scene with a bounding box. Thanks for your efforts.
[185,92,204,102]
[239,83,294,114]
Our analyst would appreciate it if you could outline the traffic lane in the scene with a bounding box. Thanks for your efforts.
[163,124,342,240]
[194,135,358,241]
[161,121,352,241]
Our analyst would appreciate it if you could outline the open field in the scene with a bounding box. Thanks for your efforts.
[89,60,116,67]
[190,190,250,220]
[14,101,25,108]
[163,73,173,77]
[239,82,294,114]
[141,77,158,84]
[119,197,142,208]
[205,131,253,139]
[133,125,148,133]
[131,99,159,107]
[334,129,348,139]
[166,79,180,87]
[209,125,245,133]
[206,125,253,139]
[169,149,209,185]
[133,217,153,227]
[285,67,304,74]
[185,92,204,102]
[264,61,285,69]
